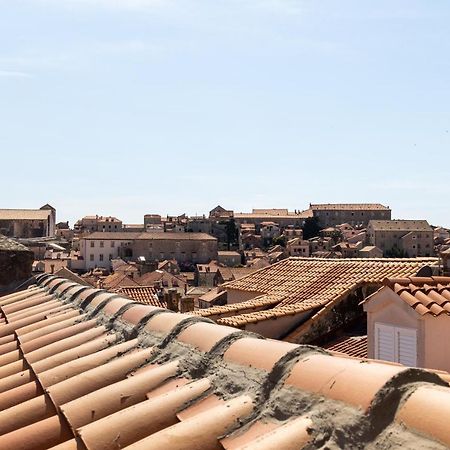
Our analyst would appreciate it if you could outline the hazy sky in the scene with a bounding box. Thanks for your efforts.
[1,1,449,226]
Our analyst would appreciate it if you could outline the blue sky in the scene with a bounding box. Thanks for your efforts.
[1,0,449,226]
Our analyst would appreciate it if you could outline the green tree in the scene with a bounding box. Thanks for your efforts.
[385,244,408,258]
[272,235,287,247]
[225,219,239,250]
[302,217,321,240]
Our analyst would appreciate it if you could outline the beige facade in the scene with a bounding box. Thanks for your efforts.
[367,220,434,257]
[75,215,123,233]
[364,286,450,372]
[286,238,310,257]
[359,246,383,258]
[0,205,56,238]
[217,251,241,267]
[311,203,391,228]
[234,209,311,230]
[81,232,218,270]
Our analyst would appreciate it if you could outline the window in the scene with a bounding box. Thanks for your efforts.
[90,254,94,261]
[111,241,115,248]
[100,241,104,248]
[99,254,104,262]
[374,323,417,366]
[90,241,95,248]
[109,254,113,260]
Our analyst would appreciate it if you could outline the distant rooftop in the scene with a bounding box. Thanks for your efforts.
[310,203,390,211]
[369,220,432,232]
[0,209,52,221]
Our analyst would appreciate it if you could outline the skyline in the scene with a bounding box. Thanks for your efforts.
[1,1,449,226]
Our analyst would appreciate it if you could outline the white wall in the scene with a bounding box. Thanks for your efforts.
[81,237,134,270]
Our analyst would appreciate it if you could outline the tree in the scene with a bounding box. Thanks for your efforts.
[272,235,287,247]
[302,217,321,240]
[225,219,239,250]
[385,244,408,258]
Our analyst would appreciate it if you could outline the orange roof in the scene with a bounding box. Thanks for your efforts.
[115,286,166,308]
[383,276,450,316]
[0,275,449,448]
[102,272,140,290]
[324,335,368,358]
[220,257,437,326]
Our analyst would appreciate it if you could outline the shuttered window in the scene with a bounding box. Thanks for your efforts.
[374,323,417,367]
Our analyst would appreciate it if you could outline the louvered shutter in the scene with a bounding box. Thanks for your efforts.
[374,323,418,367]
[375,323,395,362]
[397,327,417,367]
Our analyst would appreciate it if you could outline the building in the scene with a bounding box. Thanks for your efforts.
[80,232,218,270]
[260,222,281,241]
[143,214,162,226]
[80,232,140,270]
[0,204,56,238]
[214,267,257,286]
[196,261,220,287]
[137,269,187,296]
[367,220,434,257]
[74,215,123,234]
[234,208,311,230]
[359,246,383,258]
[115,285,166,308]
[0,235,33,293]
[195,257,438,343]
[1,274,450,449]
[310,204,391,228]
[209,205,234,219]
[217,250,241,267]
[187,216,212,234]
[286,238,310,257]
[283,226,303,240]
[441,248,450,275]
[331,242,362,258]
[364,276,450,372]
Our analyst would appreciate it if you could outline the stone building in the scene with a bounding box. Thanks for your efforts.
[80,232,218,270]
[310,203,391,228]
[0,204,56,238]
[74,215,123,234]
[0,235,34,293]
[366,220,434,257]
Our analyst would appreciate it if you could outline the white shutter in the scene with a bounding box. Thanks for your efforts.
[374,323,417,367]
[375,323,395,362]
[397,327,417,367]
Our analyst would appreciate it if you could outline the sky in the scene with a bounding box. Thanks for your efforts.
[0,0,449,227]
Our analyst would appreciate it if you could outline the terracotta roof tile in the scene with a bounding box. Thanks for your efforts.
[0,273,449,449]
[384,276,450,316]
[324,335,368,358]
[216,257,437,326]
[115,286,166,308]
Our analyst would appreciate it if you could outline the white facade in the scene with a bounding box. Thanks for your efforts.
[80,236,135,270]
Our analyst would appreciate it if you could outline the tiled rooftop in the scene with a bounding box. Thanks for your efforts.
[0,209,52,221]
[383,276,450,316]
[115,286,166,308]
[369,220,432,231]
[1,275,450,448]
[324,335,368,359]
[219,258,437,326]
